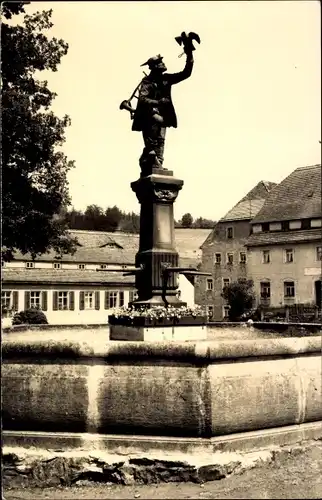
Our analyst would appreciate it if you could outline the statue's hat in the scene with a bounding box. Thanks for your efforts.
[140,54,163,68]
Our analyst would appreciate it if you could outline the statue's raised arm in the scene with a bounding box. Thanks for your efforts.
[120,32,200,176]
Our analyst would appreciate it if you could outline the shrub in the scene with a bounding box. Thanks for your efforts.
[222,279,255,321]
[12,308,48,325]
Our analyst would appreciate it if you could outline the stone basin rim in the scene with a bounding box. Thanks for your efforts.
[2,337,321,360]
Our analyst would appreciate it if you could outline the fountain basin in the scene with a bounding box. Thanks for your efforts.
[3,335,321,443]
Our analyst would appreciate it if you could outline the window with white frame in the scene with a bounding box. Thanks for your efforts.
[206,278,214,291]
[262,250,270,264]
[207,305,214,320]
[129,290,138,303]
[284,281,295,298]
[226,227,233,239]
[227,253,234,265]
[222,278,230,290]
[105,291,125,309]
[223,306,230,319]
[239,252,247,263]
[285,249,294,263]
[108,291,118,308]
[2,290,18,312]
[30,291,41,309]
[26,262,35,269]
[53,262,62,269]
[58,291,69,310]
[2,291,11,309]
[100,264,108,270]
[215,253,221,264]
[316,246,322,261]
[78,264,86,270]
[84,292,94,310]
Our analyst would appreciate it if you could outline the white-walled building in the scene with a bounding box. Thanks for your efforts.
[2,229,210,325]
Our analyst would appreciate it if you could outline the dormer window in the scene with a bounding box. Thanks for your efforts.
[269,222,281,231]
[289,220,301,230]
[311,219,322,228]
[252,224,262,233]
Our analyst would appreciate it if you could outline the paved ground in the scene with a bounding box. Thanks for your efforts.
[3,324,319,346]
[4,443,322,499]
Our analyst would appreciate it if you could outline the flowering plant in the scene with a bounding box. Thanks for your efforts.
[111,304,206,321]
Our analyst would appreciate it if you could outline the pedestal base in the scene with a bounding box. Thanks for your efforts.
[110,324,207,342]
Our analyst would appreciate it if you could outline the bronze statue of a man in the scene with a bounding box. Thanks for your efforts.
[132,45,194,173]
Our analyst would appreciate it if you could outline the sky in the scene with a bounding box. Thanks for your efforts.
[23,1,321,221]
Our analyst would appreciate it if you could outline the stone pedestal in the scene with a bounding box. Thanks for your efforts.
[131,168,186,308]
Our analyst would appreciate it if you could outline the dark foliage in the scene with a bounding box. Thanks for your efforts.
[222,279,255,321]
[12,308,48,325]
[2,2,77,261]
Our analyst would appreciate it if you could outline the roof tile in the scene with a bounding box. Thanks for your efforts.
[246,228,322,247]
[220,181,276,222]
[2,268,135,285]
[9,229,210,265]
[252,165,322,223]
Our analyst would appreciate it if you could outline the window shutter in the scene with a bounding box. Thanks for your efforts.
[12,291,19,311]
[41,291,48,311]
[105,291,109,309]
[53,291,58,311]
[95,291,100,310]
[79,291,85,310]
[24,291,30,310]
[69,291,75,311]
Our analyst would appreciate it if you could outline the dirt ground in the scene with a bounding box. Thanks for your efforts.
[4,443,322,500]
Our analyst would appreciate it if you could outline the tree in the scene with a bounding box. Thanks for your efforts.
[65,208,85,230]
[119,211,140,233]
[2,2,77,260]
[181,213,193,228]
[193,216,216,229]
[222,279,255,321]
[105,206,122,232]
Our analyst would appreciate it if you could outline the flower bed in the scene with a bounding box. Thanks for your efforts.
[108,305,207,327]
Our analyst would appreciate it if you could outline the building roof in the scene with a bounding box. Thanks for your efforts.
[173,228,211,258]
[200,180,276,249]
[252,165,322,224]
[2,268,135,286]
[246,228,322,247]
[220,181,276,222]
[8,229,210,265]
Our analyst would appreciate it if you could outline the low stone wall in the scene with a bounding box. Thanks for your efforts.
[3,337,322,440]
[208,321,321,334]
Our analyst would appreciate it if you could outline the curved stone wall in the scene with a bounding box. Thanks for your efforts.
[2,338,322,438]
